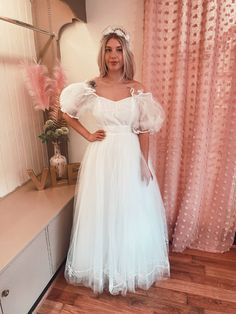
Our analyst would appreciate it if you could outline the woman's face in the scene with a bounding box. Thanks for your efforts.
[104,38,124,74]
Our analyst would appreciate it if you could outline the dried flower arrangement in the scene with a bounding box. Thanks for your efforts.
[22,60,69,144]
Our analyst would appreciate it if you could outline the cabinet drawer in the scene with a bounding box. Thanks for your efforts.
[0,230,51,314]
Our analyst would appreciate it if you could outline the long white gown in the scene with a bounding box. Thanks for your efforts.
[60,81,170,295]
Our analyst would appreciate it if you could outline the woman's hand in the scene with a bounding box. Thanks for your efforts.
[87,130,106,142]
[140,158,153,185]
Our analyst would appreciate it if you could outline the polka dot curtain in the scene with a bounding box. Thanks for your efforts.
[143,0,236,252]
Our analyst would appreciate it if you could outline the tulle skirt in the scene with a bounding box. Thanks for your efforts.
[65,126,170,295]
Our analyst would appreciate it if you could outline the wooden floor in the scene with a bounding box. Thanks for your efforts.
[36,246,236,314]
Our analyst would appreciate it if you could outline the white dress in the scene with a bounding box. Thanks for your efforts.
[60,81,170,295]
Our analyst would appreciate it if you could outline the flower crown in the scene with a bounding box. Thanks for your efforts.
[102,26,130,43]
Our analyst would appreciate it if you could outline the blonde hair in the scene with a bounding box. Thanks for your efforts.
[97,33,135,80]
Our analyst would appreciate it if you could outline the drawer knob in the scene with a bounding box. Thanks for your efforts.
[1,290,9,297]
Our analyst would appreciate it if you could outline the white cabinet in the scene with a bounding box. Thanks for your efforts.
[0,230,51,314]
[0,198,73,314]
[47,200,73,274]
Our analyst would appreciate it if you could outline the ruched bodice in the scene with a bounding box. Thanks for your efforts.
[93,96,139,136]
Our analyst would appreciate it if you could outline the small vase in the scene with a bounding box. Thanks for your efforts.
[50,142,67,179]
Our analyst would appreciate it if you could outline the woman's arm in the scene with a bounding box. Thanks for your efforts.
[62,113,105,142]
[139,133,149,162]
[139,133,153,185]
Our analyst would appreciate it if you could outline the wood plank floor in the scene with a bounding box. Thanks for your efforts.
[35,246,236,314]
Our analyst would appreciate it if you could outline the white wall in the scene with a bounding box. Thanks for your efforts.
[0,0,48,197]
[60,0,144,162]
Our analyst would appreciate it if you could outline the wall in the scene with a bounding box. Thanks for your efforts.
[59,0,144,162]
[0,0,144,197]
[0,0,48,197]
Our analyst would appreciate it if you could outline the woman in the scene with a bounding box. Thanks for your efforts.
[60,26,170,296]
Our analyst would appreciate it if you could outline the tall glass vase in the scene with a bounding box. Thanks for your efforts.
[50,141,67,179]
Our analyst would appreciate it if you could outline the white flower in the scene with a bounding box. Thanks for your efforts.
[45,119,54,127]
[102,26,130,43]
[55,129,63,136]
[61,127,69,135]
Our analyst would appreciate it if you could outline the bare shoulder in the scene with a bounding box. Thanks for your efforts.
[127,80,147,92]
[93,76,113,87]
[88,76,100,85]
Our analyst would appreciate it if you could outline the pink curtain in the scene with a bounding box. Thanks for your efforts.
[143,0,236,252]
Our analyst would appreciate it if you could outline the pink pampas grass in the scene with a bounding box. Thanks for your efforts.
[22,62,53,111]
[48,60,67,124]
[51,60,67,96]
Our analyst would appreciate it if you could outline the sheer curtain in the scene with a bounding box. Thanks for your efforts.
[143,0,236,252]
[0,0,47,197]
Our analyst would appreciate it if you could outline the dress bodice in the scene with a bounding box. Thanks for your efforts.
[92,96,137,132]
[60,81,166,134]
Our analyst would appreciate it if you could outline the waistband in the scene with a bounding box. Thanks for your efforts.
[102,125,133,134]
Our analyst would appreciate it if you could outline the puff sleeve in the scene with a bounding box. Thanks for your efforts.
[60,82,96,119]
[132,92,166,134]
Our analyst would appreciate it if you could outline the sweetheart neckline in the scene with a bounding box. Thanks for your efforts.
[95,95,133,103]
